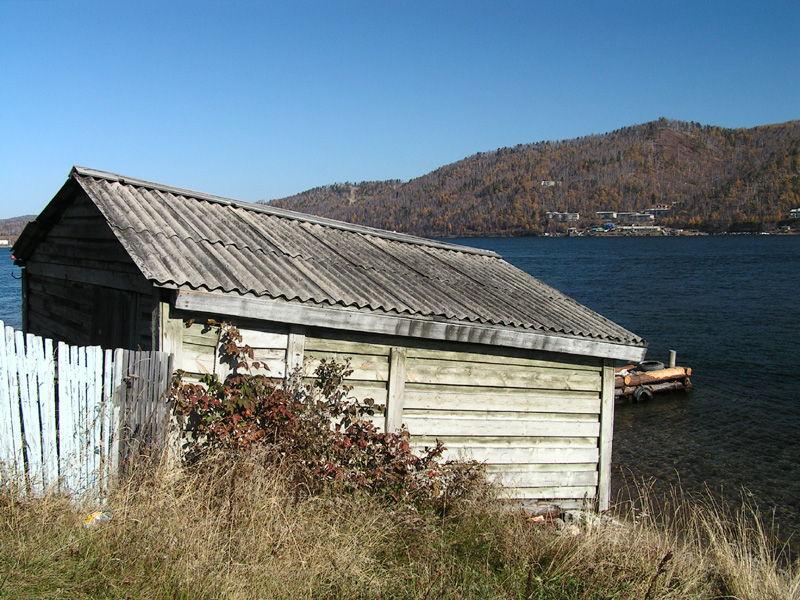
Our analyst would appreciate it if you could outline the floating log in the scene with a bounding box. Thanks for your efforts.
[622,366,691,387]
[615,380,690,398]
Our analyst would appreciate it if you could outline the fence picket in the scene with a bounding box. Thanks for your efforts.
[101,348,114,495]
[90,346,103,492]
[15,331,41,494]
[33,335,57,491]
[40,339,57,488]
[110,348,126,482]
[57,341,71,492]
[0,326,20,478]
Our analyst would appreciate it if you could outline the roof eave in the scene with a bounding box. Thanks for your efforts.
[173,289,648,363]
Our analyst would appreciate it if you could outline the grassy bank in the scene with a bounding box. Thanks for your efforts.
[1,453,798,600]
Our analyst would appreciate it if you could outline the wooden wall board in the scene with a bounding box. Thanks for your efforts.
[404,407,599,423]
[302,325,624,365]
[487,462,598,473]
[406,346,603,371]
[487,469,599,489]
[405,359,602,392]
[402,415,600,438]
[498,486,597,500]
[303,354,390,382]
[403,387,601,414]
[25,262,153,295]
[411,434,598,448]
[427,445,599,464]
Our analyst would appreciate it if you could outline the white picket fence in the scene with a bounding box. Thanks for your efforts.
[0,321,173,500]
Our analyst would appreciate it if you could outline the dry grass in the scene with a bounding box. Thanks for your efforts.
[1,451,797,599]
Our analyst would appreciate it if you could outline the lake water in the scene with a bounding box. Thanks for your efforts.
[2,239,799,540]
[0,249,22,330]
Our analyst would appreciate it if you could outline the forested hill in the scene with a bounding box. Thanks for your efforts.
[0,216,36,244]
[268,119,800,236]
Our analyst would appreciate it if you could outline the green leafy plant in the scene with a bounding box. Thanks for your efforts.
[170,321,485,507]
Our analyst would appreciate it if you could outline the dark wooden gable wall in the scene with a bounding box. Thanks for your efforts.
[23,190,155,350]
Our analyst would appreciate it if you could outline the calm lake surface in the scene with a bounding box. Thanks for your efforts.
[2,238,799,538]
[448,235,800,541]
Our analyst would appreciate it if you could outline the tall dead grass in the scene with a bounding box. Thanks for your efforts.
[1,451,797,599]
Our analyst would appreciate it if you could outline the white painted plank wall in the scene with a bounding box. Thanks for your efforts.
[403,347,604,509]
[302,333,606,509]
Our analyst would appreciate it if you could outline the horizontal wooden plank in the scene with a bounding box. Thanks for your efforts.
[33,238,137,262]
[26,262,153,295]
[58,196,103,218]
[404,408,598,423]
[297,380,388,408]
[497,486,597,500]
[403,409,600,423]
[182,321,220,343]
[406,346,602,371]
[347,385,388,406]
[516,498,587,510]
[239,328,289,350]
[27,297,91,339]
[404,387,601,414]
[411,435,598,448]
[305,329,607,368]
[406,359,602,392]
[403,415,600,438]
[488,469,598,489]
[177,350,215,375]
[487,462,597,473]
[214,355,288,379]
[47,224,120,241]
[28,276,96,307]
[304,355,389,382]
[304,337,392,357]
[182,333,218,349]
[182,341,216,358]
[30,247,141,271]
[419,445,599,465]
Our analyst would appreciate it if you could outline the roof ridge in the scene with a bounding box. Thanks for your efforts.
[71,166,500,258]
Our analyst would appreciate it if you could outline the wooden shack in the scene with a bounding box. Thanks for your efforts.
[13,166,647,510]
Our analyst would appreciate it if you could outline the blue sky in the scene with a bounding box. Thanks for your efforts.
[1,0,797,219]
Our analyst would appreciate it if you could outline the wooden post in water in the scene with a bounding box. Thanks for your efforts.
[669,350,677,368]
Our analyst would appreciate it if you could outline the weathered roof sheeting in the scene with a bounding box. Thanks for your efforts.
[18,167,646,351]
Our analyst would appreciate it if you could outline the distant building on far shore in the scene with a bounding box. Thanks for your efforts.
[596,211,617,220]
[791,208,800,219]
[546,211,580,222]
[0,240,9,247]
[644,205,672,218]
[617,225,662,234]
[617,212,655,224]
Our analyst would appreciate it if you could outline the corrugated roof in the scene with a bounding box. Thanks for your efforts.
[21,166,646,349]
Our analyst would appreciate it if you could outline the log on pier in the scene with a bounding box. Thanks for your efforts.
[619,366,691,387]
